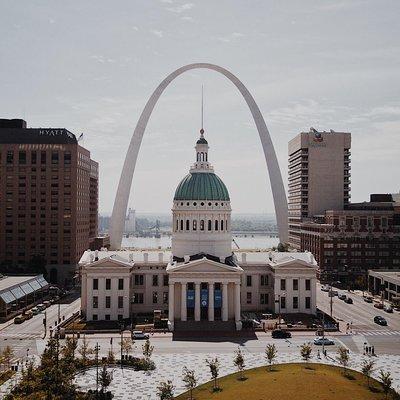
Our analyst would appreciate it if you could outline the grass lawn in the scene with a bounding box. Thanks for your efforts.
[175,363,390,400]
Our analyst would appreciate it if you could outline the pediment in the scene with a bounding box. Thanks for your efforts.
[272,257,317,269]
[167,257,243,274]
[85,256,132,269]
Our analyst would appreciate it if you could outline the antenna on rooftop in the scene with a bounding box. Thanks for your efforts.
[201,84,204,132]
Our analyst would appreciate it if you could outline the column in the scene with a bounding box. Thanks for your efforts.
[234,282,241,322]
[194,282,201,321]
[181,281,187,321]
[168,283,175,328]
[208,282,214,322]
[222,282,228,321]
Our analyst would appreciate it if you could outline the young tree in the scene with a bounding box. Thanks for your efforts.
[361,359,375,389]
[182,366,197,400]
[142,339,154,361]
[60,337,78,369]
[265,344,277,371]
[337,346,350,376]
[78,336,93,367]
[156,380,175,400]
[2,346,14,370]
[107,349,115,364]
[120,337,133,359]
[206,357,220,391]
[379,370,392,399]
[300,343,312,365]
[233,347,246,380]
[99,364,113,395]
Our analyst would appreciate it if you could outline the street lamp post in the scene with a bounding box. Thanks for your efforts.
[95,342,100,398]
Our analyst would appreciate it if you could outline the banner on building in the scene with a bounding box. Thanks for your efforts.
[214,289,222,308]
[201,289,208,307]
[187,290,195,308]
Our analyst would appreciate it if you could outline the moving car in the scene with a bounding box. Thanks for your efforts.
[374,303,384,309]
[384,305,393,313]
[344,297,353,304]
[363,297,373,303]
[313,337,335,346]
[132,330,150,340]
[271,329,291,339]
[14,315,25,324]
[374,316,388,326]
[338,294,347,300]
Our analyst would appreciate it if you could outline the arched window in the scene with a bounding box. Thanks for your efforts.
[200,220,204,231]
[193,220,197,231]
[221,220,224,231]
[215,220,219,231]
[176,219,179,231]
[180,219,183,231]
[205,153,208,161]
[208,220,212,231]
[197,152,200,161]
[201,152,204,161]
[186,220,190,231]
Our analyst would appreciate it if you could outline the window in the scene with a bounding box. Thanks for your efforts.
[118,278,124,290]
[41,151,46,164]
[260,275,269,286]
[51,151,59,164]
[105,314,110,321]
[6,151,13,164]
[152,275,159,287]
[64,152,71,165]
[305,279,311,291]
[180,220,183,231]
[293,279,298,291]
[193,220,197,231]
[246,292,252,304]
[186,219,190,230]
[105,296,111,308]
[92,296,98,309]
[93,279,98,290]
[221,220,224,230]
[153,292,158,304]
[134,274,144,286]
[200,220,204,231]
[208,220,212,231]
[106,279,111,290]
[133,293,144,304]
[215,220,219,231]
[293,296,298,309]
[260,293,268,305]
[305,297,311,309]
[163,292,169,304]
[118,296,124,309]
[163,275,168,286]
[19,151,26,164]
[93,314,98,321]
[280,279,286,291]
[117,314,123,321]
[280,296,286,309]
[246,275,252,287]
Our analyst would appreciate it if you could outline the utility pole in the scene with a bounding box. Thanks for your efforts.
[58,302,61,324]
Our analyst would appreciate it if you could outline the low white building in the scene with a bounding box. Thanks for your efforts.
[80,129,317,330]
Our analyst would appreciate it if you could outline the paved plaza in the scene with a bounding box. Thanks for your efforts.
[74,351,400,400]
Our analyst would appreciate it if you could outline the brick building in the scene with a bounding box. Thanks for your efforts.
[0,119,98,286]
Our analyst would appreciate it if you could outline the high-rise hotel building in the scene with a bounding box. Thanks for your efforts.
[0,119,98,286]
[288,129,351,249]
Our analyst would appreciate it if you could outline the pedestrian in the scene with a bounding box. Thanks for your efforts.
[317,350,320,359]
[372,346,375,356]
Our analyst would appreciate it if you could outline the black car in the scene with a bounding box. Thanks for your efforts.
[272,329,291,339]
[344,297,353,304]
[374,316,388,326]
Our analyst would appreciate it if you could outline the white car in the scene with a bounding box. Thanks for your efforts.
[313,337,335,346]
[132,330,150,340]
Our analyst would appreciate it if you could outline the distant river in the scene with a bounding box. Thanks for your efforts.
[121,234,279,250]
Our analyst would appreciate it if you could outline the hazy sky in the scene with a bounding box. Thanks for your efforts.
[1,1,399,215]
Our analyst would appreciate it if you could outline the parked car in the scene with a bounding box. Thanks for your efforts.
[24,310,33,320]
[363,297,373,303]
[37,304,46,311]
[43,301,51,308]
[374,303,384,309]
[374,316,388,326]
[132,330,150,340]
[328,290,338,297]
[313,337,335,346]
[271,329,291,339]
[384,305,393,313]
[31,307,40,315]
[321,285,330,292]
[14,315,25,324]
[344,297,353,304]
[338,294,347,300]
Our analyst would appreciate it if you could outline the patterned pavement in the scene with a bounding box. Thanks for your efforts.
[74,351,400,400]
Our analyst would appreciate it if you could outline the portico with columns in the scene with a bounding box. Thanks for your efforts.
[166,257,243,331]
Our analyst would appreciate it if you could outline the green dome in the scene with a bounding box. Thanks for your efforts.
[174,172,230,201]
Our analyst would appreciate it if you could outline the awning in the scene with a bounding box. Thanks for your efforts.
[36,275,49,288]
[0,290,16,304]
[29,280,41,291]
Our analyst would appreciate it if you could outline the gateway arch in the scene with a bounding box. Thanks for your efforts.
[109,63,288,249]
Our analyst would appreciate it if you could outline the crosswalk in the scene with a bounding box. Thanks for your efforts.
[0,332,42,340]
[356,330,400,337]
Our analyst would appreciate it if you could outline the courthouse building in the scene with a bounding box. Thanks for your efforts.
[80,130,317,331]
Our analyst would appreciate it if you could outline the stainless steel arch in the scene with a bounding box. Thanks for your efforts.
[109,63,288,249]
